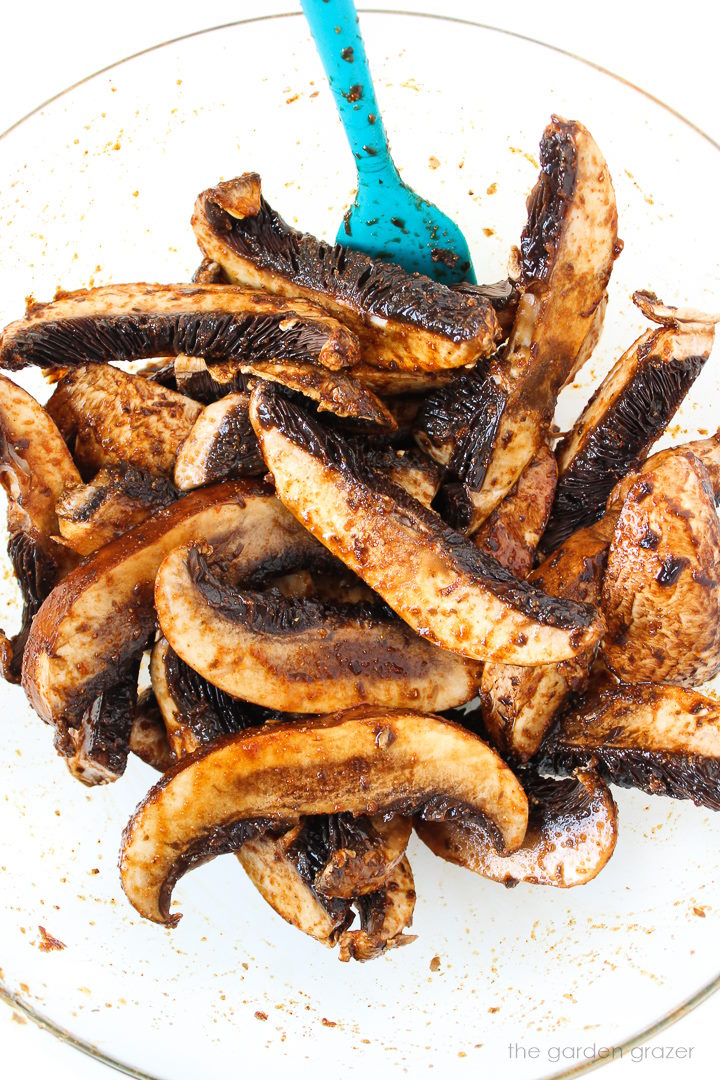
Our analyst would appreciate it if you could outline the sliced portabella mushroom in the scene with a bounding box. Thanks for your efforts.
[192,173,501,373]
[536,683,720,809]
[451,278,519,338]
[22,480,314,727]
[173,393,265,490]
[193,258,228,284]
[155,543,482,713]
[237,832,354,946]
[47,363,202,477]
[417,769,617,888]
[0,374,81,680]
[337,857,417,962]
[119,708,529,924]
[250,383,604,666]
[150,638,403,947]
[0,283,359,373]
[129,688,175,773]
[413,364,494,467]
[446,117,619,530]
[60,661,140,786]
[56,465,177,555]
[471,443,558,576]
[601,449,720,685]
[150,636,273,759]
[480,515,614,760]
[541,294,718,554]
[173,354,244,404]
[300,814,412,900]
[363,446,442,508]
[236,360,395,430]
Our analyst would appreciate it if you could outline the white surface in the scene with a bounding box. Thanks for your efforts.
[0,3,718,1078]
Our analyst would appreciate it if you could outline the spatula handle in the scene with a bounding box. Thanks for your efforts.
[301,0,398,181]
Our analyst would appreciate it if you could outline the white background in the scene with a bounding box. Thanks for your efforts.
[0,1,718,1077]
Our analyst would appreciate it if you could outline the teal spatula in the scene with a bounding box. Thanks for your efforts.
[300,0,477,285]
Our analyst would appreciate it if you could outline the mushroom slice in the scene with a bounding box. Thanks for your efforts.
[56,465,177,555]
[449,117,619,528]
[119,708,529,923]
[173,354,245,404]
[0,374,81,680]
[413,364,494,467]
[250,383,604,666]
[601,449,720,685]
[23,480,313,726]
[150,637,273,759]
[47,363,202,477]
[471,443,558,576]
[129,689,175,773]
[417,769,617,888]
[363,447,442,508]
[337,858,417,962]
[191,173,501,373]
[0,283,358,373]
[193,258,228,284]
[451,278,519,338]
[173,393,265,490]
[537,683,720,810]
[155,544,482,713]
[351,366,458,397]
[150,638,387,944]
[294,814,412,900]
[480,515,615,760]
[237,360,395,430]
[541,294,718,554]
[60,661,140,786]
[237,833,353,946]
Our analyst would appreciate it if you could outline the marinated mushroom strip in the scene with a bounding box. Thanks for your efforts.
[298,814,412,900]
[150,637,274,759]
[480,515,615,761]
[62,661,141,786]
[129,688,175,773]
[337,858,417,962]
[155,545,483,713]
[250,383,604,666]
[192,258,228,284]
[173,393,265,490]
[362,447,442,509]
[22,480,316,727]
[119,708,529,924]
[149,637,380,947]
[234,360,396,430]
[601,450,720,686]
[541,294,718,554]
[451,279,519,338]
[173,354,248,404]
[413,364,493,467]
[47,363,202,478]
[417,769,617,888]
[0,283,359,373]
[192,173,501,372]
[350,365,458,397]
[452,117,619,529]
[536,684,720,810]
[237,832,353,946]
[56,465,178,555]
[0,375,81,680]
[472,444,558,577]
[135,357,178,390]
